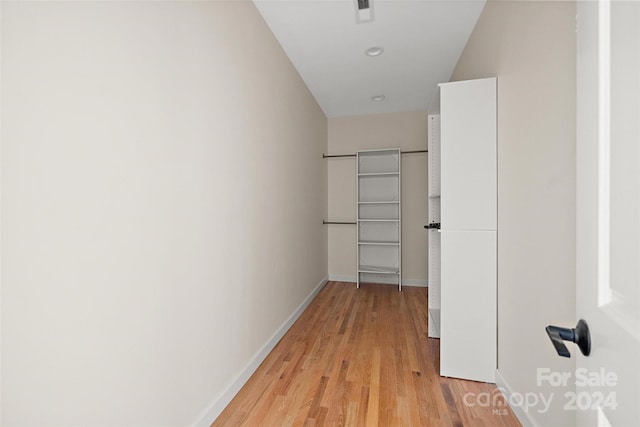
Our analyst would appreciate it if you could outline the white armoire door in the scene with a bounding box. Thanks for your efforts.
[440,77,497,383]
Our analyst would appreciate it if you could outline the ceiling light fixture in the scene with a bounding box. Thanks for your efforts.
[365,46,384,57]
[371,95,386,101]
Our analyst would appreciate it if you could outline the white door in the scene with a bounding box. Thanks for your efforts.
[576,1,640,425]
[439,78,496,383]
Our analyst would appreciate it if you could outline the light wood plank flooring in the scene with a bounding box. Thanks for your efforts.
[213,281,521,426]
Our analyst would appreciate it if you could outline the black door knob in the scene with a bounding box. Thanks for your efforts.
[546,319,591,358]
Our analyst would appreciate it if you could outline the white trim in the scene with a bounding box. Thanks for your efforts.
[597,0,612,307]
[328,274,427,287]
[329,274,356,283]
[494,369,537,427]
[191,275,329,427]
[0,0,3,416]
[402,279,428,288]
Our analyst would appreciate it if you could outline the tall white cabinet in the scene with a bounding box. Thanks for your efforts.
[439,77,497,383]
[357,149,402,290]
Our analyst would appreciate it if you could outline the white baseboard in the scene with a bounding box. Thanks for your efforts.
[403,279,428,287]
[328,274,356,283]
[327,274,427,287]
[191,275,329,427]
[495,369,537,427]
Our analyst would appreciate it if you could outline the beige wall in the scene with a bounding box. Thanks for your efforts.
[327,111,428,285]
[451,1,576,425]
[1,2,327,426]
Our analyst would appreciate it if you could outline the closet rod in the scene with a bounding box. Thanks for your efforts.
[322,149,427,159]
[323,220,357,225]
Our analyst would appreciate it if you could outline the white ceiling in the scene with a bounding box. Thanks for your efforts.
[254,0,485,118]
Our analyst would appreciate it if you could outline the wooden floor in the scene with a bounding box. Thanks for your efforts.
[213,282,521,427]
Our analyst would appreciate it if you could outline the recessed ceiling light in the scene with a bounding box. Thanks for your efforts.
[371,95,386,101]
[365,46,384,57]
